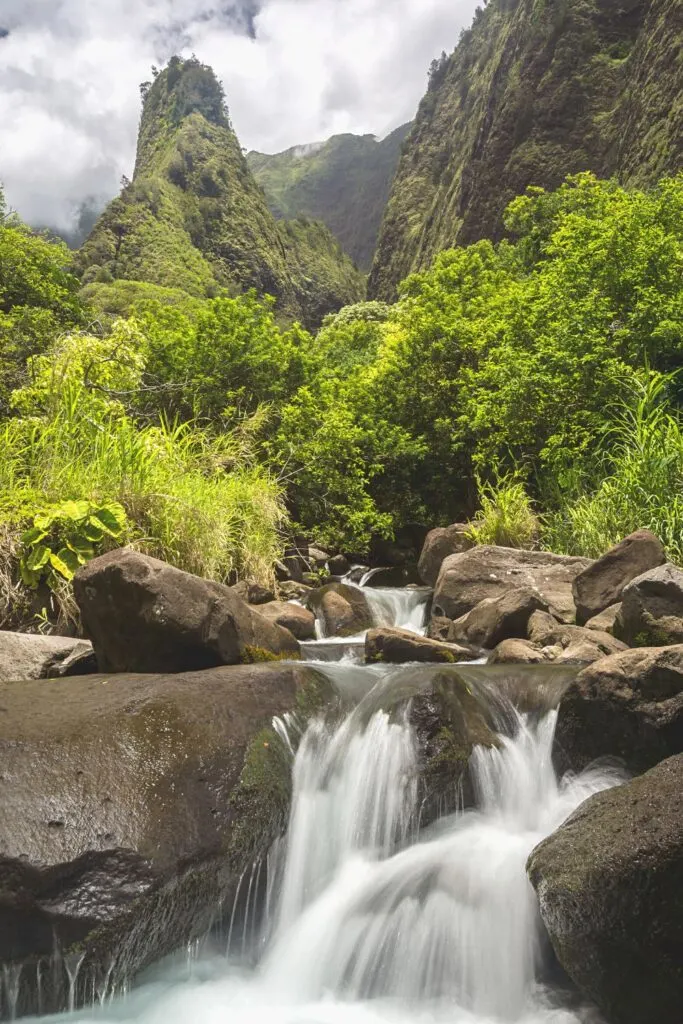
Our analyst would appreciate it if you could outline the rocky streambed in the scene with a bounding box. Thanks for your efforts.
[0,528,681,1024]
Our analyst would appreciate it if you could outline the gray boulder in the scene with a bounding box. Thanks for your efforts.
[231,580,275,605]
[572,529,665,625]
[0,631,96,682]
[488,638,548,664]
[73,549,299,673]
[554,645,683,774]
[528,755,683,1024]
[433,546,591,623]
[365,627,476,665]
[257,600,316,641]
[614,563,683,646]
[418,523,473,587]
[306,582,373,638]
[0,662,327,1016]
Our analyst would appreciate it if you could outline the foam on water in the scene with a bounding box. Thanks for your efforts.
[24,651,622,1024]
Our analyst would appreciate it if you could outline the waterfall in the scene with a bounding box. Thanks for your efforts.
[28,660,621,1024]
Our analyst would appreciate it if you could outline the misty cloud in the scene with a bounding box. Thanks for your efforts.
[0,0,478,231]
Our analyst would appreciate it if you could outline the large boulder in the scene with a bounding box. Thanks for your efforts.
[488,638,548,664]
[490,622,626,667]
[433,546,592,623]
[554,645,683,774]
[365,627,476,665]
[0,631,95,682]
[572,530,665,625]
[306,582,373,638]
[73,549,299,673]
[528,755,683,1024]
[257,600,316,641]
[452,588,549,649]
[418,523,474,587]
[614,563,683,647]
[0,663,328,1016]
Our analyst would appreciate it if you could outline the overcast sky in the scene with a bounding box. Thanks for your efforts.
[0,0,479,231]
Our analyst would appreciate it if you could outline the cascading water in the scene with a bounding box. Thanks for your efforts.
[22,608,622,1024]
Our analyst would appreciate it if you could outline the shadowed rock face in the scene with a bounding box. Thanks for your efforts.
[0,663,326,1016]
[614,563,683,647]
[528,754,683,1024]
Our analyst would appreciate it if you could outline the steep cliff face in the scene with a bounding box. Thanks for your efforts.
[248,124,411,270]
[369,0,683,300]
[79,58,364,327]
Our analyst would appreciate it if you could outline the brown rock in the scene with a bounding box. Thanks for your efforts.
[554,645,683,774]
[418,523,473,586]
[73,549,298,673]
[257,601,316,641]
[455,588,549,648]
[572,529,665,624]
[306,582,373,638]
[585,602,621,634]
[366,627,476,665]
[488,639,548,664]
[433,546,591,623]
[614,563,683,646]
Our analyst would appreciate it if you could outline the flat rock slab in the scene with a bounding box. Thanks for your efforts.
[0,631,95,682]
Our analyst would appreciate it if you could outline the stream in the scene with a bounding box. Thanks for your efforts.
[22,581,622,1024]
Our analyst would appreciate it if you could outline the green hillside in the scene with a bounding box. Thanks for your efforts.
[248,124,411,270]
[369,0,683,300]
[79,57,364,329]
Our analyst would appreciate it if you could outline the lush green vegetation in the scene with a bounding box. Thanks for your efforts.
[80,57,364,330]
[369,0,683,301]
[248,124,411,271]
[1,168,681,629]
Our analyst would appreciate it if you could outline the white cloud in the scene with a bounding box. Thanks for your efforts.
[0,0,479,230]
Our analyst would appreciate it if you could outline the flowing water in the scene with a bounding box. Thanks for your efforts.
[19,587,623,1024]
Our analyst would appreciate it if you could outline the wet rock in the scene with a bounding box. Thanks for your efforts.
[306,583,373,638]
[572,530,665,625]
[365,627,477,665]
[73,549,299,673]
[553,645,683,774]
[433,546,591,623]
[614,563,683,646]
[527,754,683,1024]
[0,663,327,1016]
[453,588,549,649]
[257,601,316,641]
[417,523,473,586]
[488,639,548,664]
[585,603,621,634]
[0,631,96,682]
[427,615,462,643]
[327,554,351,576]
[410,669,499,820]
[363,565,421,587]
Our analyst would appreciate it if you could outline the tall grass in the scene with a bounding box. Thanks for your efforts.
[0,374,287,627]
[467,472,539,549]
[544,374,683,562]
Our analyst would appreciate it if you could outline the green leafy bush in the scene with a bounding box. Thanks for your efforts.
[20,500,127,587]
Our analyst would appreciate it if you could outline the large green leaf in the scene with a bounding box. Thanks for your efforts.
[66,535,95,559]
[90,504,126,538]
[81,522,105,543]
[25,544,51,571]
[49,548,81,580]
[21,526,48,547]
